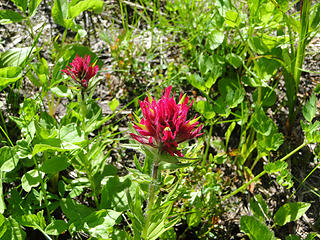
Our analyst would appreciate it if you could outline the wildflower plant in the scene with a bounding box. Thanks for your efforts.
[128,86,203,239]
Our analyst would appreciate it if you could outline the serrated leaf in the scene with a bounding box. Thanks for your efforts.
[264,161,287,174]
[274,202,311,226]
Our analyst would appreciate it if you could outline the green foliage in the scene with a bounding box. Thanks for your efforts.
[274,202,311,226]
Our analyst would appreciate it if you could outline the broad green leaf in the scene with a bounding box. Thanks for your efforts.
[60,123,85,143]
[2,217,26,240]
[303,94,316,122]
[0,10,24,24]
[100,176,131,212]
[226,53,242,68]
[217,77,245,109]
[187,73,206,92]
[0,67,22,91]
[264,161,287,174]
[0,146,19,172]
[240,215,275,240]
[194,100,215,120]
[108,98,120,112]
[41,155,70,174]
[252,107,274,136]
[28,0,42,17]
[249,195,269,222]
[45,220,68,235]
[207,30,224,50]
[0,47,33,67]
[52,0,68,27]
[17,211,46,230]
[274,202,311,226]
[310,4,320,30]
[50,85,73,98]
[21,169,44,192]
[225,10,240,27]
[187,209,202,227]
[60,198,94,223]
[69,0,104,19]
[32,138,80,156]
[82,209,122,238]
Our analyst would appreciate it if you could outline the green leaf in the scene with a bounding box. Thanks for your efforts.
[28,0,42,17]
[50,85,73,98]
[286,235,301,240]
[303,94,316,122]
[306,233,319,240]
[41,155,70,174]
[2,217,26,240]
[194,100,215,120]
[240,215,275,240]
[21,169,44,192]
[274,202,311,226]
[32,138,80,156]
[0,67,22,91]
[187,73,206,92]
[252,107,274,136]
[60,198,94,223]
[108,98,120,112]
[225,10,241,27]
[45,220,68,235]
[226,53,242,68]
[11,0,27,12]
[207,30,224,50]
[0,214,7,238]
[60,123,85,143]
[68,0,104,19]
[252,88,277,107]
[264,161,287,174]
[225,122,236,149]
[0,10,24,24]
[52,0,69,27]
[0,147,19,172]
[100,176,131,212]
[17,211,46,230]
[187,209,202,227]
[0,47,33,67]
[82,209,122,238]
[249,195,269,222]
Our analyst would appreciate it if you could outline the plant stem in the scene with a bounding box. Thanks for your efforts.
[142,156,159,239]
[221,141,308,202]
[202,123,213,166]
[32,157,52,222]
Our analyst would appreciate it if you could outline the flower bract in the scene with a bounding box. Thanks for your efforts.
[130,86,203,157]
[62,54,99,88]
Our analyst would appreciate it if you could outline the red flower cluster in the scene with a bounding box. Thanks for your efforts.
[131,86,203,157]
[62,55,99,88]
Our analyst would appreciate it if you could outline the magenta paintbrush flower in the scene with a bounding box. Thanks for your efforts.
[62,54,99,88]
[131,86,203,157]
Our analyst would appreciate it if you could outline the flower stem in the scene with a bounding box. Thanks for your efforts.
[142,158,159,239]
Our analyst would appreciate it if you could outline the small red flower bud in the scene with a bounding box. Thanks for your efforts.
[62,54,99,89]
